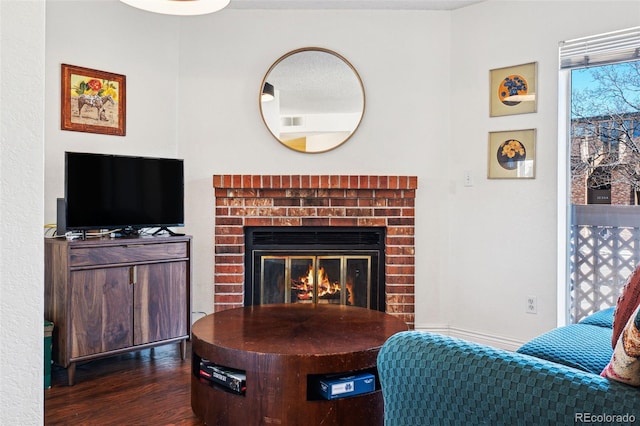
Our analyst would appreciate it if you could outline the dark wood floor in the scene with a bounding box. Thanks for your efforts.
[45,342,203,425]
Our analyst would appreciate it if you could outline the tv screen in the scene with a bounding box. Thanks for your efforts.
[65,152,184,231]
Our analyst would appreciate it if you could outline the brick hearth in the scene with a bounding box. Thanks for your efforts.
[213,174,417,327]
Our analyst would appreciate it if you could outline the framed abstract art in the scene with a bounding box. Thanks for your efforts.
[488,129,536,179]
[489,62,537,117]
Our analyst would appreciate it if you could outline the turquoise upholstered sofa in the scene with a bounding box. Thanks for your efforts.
[377,308,640,425]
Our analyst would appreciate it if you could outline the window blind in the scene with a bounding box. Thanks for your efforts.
[560,26,640,69]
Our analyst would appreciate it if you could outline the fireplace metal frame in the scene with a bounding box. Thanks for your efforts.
[244,226,386,311]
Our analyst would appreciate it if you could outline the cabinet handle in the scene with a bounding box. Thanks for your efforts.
[130,265,137,285]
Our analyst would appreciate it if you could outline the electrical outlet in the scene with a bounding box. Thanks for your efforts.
[526,296,537,314]
[463,170,473,187]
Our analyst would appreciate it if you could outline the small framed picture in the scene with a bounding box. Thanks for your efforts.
[488,129,536,179]
[489,62,537,117]
[61,64,126,136]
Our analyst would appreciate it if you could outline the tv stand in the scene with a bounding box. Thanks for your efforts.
[153,227,185,236]
[44,235,192,385]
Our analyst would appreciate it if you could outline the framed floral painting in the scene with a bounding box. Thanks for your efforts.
[61,64,126,136]
[489,62,537,117]
[488,129,536,179]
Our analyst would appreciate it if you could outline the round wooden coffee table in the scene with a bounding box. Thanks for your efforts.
[190,304,407,426]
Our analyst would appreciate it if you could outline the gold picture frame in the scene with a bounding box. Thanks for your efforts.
[61,64,126,136]
[488,129,536,179]
[489,62,537,117]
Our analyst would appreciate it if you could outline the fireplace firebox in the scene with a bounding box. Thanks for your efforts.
[245,227,385,312]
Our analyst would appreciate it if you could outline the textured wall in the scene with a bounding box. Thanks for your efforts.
[0,0,46,424]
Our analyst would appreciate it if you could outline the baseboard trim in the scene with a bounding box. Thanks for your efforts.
[414,324,525,352]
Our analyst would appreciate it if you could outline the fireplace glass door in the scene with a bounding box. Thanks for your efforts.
[261,255,372,308]
[244,226,385,311]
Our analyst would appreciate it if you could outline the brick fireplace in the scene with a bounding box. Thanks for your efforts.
[213,174,417,327]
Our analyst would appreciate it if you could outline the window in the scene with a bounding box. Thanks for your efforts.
[561,27,640,323]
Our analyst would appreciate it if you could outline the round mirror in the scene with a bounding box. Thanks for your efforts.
[259,47,365,153]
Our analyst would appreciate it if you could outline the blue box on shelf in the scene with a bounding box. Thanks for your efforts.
[318,372,375,400]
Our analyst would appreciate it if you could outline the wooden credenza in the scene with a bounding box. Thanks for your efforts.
[44,235,192,385]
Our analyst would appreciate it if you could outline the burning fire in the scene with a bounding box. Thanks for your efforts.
[291,265,351,303]
[291,265,314,300]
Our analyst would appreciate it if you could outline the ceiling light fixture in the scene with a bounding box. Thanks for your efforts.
[262,82,275,102]
[120,0,230,16]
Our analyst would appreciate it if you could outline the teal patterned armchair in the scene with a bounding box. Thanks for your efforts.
[377,309,640,425]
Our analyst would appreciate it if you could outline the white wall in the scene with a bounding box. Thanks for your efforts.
[1,0,45,424]
[448,0,640,346]
[40,0,640,367]
[176,8,452,322]
[42,4,455,321]
[44,0,181,208]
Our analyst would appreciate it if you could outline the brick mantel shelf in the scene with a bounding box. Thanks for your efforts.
[213,174,417,327]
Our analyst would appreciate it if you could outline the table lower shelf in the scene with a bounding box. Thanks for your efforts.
[192,352,380,400]
[191,373,383,426]
[190,340,385,425]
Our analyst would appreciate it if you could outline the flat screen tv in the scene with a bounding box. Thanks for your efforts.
[64,151,184,233]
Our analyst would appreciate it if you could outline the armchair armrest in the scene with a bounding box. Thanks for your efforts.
[377,331,640,425]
